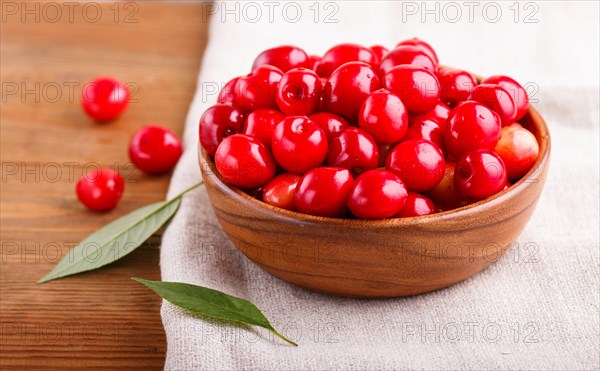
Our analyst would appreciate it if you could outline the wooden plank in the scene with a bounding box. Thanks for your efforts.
[0,2,209,369]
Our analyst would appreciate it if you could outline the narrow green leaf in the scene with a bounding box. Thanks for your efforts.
[37,182,203,284]
[132,278,298,347]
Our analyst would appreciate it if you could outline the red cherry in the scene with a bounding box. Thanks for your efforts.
[271,116,328,174]
[358,89,408,143]
[470,83,517,126]
[81,77,130,122]
[396,192,436,217]
[252,45,310,72]
[410,101,451,125]
[425,162,467,210]
[215,134,276,189]
[445,101,502,159]
[129,125,183,174]
[327,127,379,176]
[404,116,446,153]
[384,65,441,115]
[436,68,476,106]
[379,45,436,76]
[396,37,440,66]
[76,168,124,211]
[262,173,301,211]
[315,43,377,78]
[294,167,354,217]
[217,77,239,104]
[276,68,322,116]
[347,169,408,219]
[454,149,507,201]
[369,45,389,64]
[482,75,529,120]
[494,124,539,180]
[234,65,283,111]
[386,139,445,192]
[199,103,245,156]
[308,112,351,142]
[242,108,284,149]
[323,62,381,122]
[396,38,439,66]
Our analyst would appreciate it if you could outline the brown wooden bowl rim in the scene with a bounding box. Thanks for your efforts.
[200,105,550,227]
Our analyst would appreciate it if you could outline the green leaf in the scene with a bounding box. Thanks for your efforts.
[132,278,298,347]
[37,182,203,284]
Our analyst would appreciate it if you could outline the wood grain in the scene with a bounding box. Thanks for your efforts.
[199,108,550,297]
[1,3,208,369]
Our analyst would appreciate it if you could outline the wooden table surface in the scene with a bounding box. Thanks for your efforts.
[1,3,208,369]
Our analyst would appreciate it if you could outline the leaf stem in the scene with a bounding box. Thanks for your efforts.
[171,181,204,200]
[269,329,298,347]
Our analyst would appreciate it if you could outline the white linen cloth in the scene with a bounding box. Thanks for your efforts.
[160,2,599,369]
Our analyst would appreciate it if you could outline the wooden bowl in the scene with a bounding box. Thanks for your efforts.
[198,107,550,297]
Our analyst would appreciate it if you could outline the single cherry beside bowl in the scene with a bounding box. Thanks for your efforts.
[129,125,183,174]
[76,168,125,211]
[81,77,130,122]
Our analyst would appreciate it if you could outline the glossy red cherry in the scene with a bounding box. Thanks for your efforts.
[315,43,377,78]
[199,103,245,156]
[386,139,445,192]
[217,77,239,104]
[383,65,440,115]
[358,89,408,143]
[309,112,351,142]
[215,134,276,189]
[327,127,379,176]
[234,65,283,111]
[369,45,389,64]
[396,192,436,217]
[242,108,284,149]
[454,149,507,201]
[129,125,183,174]
[271,116,328,174]
[252,45,310,72]
[404,116,446,153]
[294,167,354,217]
[347,169,408,219]
[396,38,439,66]
[444,101,502,159]
[425,162,467,210]
[262,173,301,211]
[482,75,529,120]
[81,77,130,122]
[470,83,517,126]
[76,168,124,211]
[494,123,539,180]
[276,68,322,116]
[323,62,381,122]
[379,45,436,76]
[436,68,476,107]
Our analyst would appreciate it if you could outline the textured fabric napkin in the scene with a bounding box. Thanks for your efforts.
[160,2,599,369]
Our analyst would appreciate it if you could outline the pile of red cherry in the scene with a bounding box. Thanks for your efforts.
[200,39,540,219]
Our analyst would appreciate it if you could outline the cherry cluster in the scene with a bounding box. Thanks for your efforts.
[199,40,540,219]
